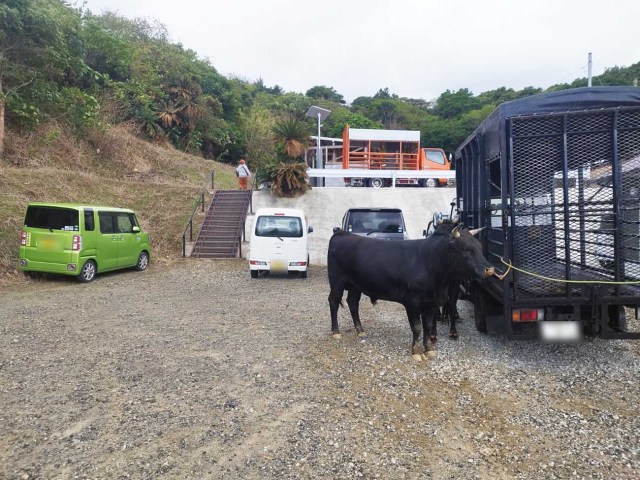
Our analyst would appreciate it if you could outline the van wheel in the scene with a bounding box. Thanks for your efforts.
[135,252,149,271]
[78,260,97,283]
[250,270,259,279]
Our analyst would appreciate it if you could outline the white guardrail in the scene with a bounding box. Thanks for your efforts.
[307,168,455,179]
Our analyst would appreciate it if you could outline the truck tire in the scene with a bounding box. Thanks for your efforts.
[369,178,385,188]
[472,287,489,333]
[423,178,438,188]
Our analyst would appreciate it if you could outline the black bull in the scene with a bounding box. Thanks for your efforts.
[327,226,495,360]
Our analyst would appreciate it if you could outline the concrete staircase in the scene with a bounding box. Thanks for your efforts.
[191,190,252,258]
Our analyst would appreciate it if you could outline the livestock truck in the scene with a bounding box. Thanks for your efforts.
[453,86,640,341]
[340,126,452,188]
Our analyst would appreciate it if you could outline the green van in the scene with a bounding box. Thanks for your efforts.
[18,203,151,282]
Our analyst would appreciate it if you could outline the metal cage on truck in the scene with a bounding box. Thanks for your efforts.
[454,86,640,341]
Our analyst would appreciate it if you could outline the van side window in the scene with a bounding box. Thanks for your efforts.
[116,213,134,233]
[129,213,140,229]
[84,209,95,231]
[425,150,446,165]
[99,212,115,234]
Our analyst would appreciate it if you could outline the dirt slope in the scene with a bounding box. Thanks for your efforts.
[0,123,237,286]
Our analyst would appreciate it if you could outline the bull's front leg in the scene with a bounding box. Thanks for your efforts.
[405,305,434,361]
[346,288,365,337]
[422,303,437,358]
[429,307,438,343]
[408,310,423,362]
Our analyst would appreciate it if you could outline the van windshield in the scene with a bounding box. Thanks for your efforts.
[349,211,404,234]
[256,216,303,238]
[24,206,79,231]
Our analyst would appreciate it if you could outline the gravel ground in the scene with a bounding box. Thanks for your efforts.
[1,259,640,480]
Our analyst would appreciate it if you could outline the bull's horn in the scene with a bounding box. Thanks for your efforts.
[451,224,462,238]
[469,227,485,236]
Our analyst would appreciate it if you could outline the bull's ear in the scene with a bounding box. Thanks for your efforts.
[468,227,485,236]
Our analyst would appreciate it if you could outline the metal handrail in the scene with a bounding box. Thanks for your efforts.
[182,191,205,257]
[182,170,215,257]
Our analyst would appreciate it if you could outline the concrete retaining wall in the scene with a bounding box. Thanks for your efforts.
[243,187,456,266]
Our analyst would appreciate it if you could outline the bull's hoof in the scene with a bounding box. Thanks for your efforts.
[429,335,438,343]
[425,350,437,358]
[412,353,424,362]
[357,331,367,338]
[331,333,342,340]
[449,333,459,340]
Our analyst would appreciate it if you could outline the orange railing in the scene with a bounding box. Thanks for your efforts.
[346,151,419,170]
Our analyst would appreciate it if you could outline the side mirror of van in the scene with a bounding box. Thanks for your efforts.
[333,227,341,233]
[308,226,314,233]
[132,226,141,233]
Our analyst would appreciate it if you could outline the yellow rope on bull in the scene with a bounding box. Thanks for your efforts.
[498,257,640,285]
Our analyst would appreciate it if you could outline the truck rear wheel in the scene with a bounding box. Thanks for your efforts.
[473,287,489,333]
[423,178,438,188]
[369,178,385,188]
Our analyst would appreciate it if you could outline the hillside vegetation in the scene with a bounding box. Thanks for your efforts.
[1,0,638,286]
[0,124,236,287]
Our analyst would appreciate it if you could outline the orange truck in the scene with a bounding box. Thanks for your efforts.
[341,125,452,188]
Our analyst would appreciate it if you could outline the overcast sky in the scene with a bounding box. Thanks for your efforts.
[78,0,639,104]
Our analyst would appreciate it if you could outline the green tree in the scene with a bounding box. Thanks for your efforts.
[323,107,381,138]
[0,0,85,155]
[81,15,135,81]
[433,88,481,119]
[272,117,312,159]
[242,103,276,172]
[351,89,429,130]
[254,77,284,95]
[305,85,345,104]
[262,161,311,197]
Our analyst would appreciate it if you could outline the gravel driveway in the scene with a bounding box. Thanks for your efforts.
[1,260,640,479]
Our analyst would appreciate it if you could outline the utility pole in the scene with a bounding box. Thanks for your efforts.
[588,52,593,87]
[305,106,331,187]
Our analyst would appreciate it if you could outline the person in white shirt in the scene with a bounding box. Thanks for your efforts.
[236,159,251,190]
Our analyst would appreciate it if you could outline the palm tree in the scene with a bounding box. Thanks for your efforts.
[263,161,311,197]
[272,117,312,160]
[156,100,182,128]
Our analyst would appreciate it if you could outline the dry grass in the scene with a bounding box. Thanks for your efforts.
[0,123,239,287]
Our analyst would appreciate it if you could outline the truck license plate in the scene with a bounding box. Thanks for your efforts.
[539,321,582,343]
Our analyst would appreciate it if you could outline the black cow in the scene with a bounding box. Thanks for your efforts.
[327,225,494,361]
[431,280,462,340]
[428,221,464,341]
